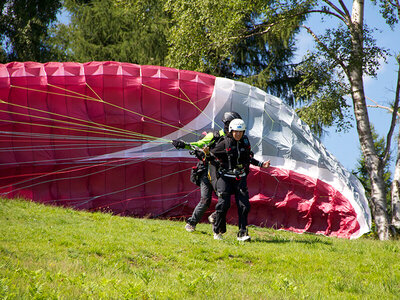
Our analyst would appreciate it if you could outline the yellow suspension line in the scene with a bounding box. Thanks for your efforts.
[49,82,198,135]
[142,84,192,104]
[47,83,100,101]
[10,85,99,102]
[0,117,162,142]
[142,83,220,133]
[85,82,103,102]
[179,87,222,131]
[10,83,201,138]
[0,99,165,142]
[0,108,160,142]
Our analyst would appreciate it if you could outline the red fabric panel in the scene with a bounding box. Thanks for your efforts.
[0,61,361,239]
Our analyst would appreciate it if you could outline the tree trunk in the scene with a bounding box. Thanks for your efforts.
[391,60,400,230]
[350,0,390,240]
[391,141,400,229]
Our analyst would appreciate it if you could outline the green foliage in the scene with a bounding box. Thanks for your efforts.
[46,23,75,61]
[0,0,62,62]
[0,46,7,63]
[60,0,170,64]
[294,53,352,136]
[48,0,318,105]
[165,0,312,102]
[2,198,400,299]
[293,17,389,135]
[372,0,399,28]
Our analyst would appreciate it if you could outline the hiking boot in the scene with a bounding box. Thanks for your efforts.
[213,233,223,240]
[185,223,196,232]
[208,212,216,224]
[237,230,251,242]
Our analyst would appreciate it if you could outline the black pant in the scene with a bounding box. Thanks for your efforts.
[213,175,250,234]
[187,171,213,225]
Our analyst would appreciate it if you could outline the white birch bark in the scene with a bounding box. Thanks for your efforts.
[349,0,389,240]
[391,61,400,230]
[391,142,400,229]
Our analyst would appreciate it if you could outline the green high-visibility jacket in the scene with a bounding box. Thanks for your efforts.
[185,129,225,150]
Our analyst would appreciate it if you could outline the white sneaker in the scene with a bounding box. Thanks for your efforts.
[237,235,251,242]
[185,223,196,232]
[213,233,223,240]
[237,230,251,242]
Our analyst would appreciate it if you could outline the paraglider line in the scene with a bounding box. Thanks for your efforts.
[0,156,136,181]
[0,140,173,167]
[141,84,193,104]
[0,130,151,143]
[0,157,136,191]
[152,188,200,218]
[10,85,99,102]
[0,98,157,140]
[47,83,100,102]
[0,142,142,152]
[0,156,160,199]
[0,107,161,141]
[90,190,198,212]
[179,87,223,131]
[0,117,164,142]
[7,85,193,139]
[85,82,103,102]
[74,166,193,209]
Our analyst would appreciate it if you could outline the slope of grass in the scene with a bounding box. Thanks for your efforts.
[1,198,400,299]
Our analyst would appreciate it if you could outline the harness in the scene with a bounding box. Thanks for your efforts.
[189,130,223,186]
[217,136,252,180]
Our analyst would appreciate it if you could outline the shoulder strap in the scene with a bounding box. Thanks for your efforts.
[224,137,233,171]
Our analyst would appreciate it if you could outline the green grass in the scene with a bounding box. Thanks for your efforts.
[1,198,400,299]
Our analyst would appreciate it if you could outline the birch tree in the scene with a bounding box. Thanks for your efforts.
[389,56,400,230]
[368,0,400,233]
[295,0,400,239]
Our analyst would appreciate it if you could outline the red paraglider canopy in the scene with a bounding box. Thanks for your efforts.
[0,61,371,239]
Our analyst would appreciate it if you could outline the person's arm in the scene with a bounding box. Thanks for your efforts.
[172,132,214,150]
[250,156,270,168]
[188,132,214,149]
[249,150,270,168]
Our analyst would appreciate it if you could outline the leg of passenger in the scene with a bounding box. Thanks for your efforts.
[186,172,213,228]
[235,177,250,232]
[213,176,231,235]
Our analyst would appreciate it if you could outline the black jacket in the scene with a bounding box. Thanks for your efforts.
[209,135,262,175]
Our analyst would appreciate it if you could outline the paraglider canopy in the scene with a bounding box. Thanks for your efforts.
[0,61,371,239]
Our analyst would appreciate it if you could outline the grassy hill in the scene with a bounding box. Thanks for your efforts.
[1,198,400,299]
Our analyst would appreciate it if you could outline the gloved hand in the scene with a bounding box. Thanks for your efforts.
[172,139,187,149]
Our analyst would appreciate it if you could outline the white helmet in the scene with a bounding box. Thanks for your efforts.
[229,118,246,132]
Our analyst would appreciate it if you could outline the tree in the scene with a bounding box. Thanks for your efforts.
[165,0,312,104]
[163,0,399,239]
[59,0,170,64]
[353,126,392,218]
[292,0,400,239]
[57,0,325,113]
[0,0,62,62]
[387,56,400,232]
[369,1,400,234]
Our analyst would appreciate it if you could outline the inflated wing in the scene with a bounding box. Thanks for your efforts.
[0,61,371,238]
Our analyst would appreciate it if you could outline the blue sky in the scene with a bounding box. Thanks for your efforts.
[295,1,400,171]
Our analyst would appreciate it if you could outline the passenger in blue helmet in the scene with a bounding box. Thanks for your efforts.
[207,118,270,241]
[172,111,242,232]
